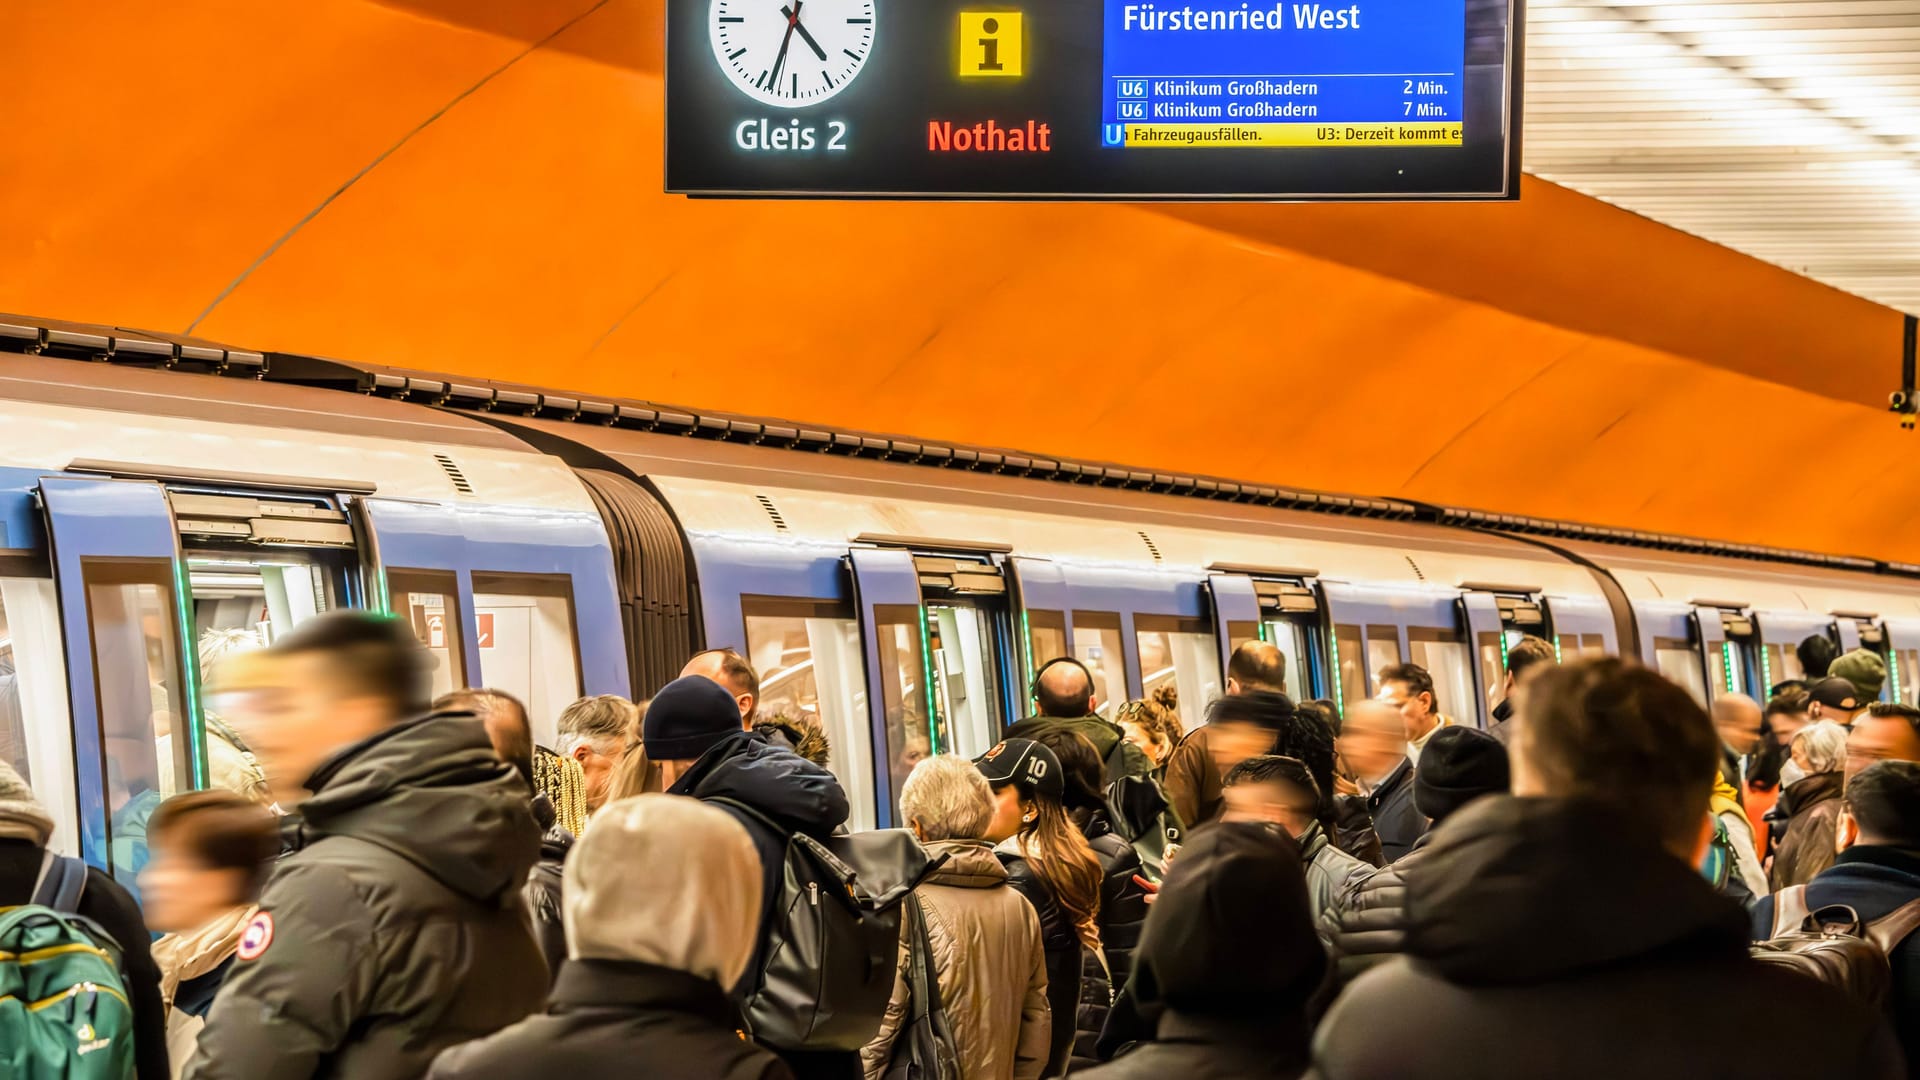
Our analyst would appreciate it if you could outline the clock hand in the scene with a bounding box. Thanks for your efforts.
[781,6,828,61]
[770,0,802,92]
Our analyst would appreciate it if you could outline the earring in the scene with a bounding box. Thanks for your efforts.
[1023,812,1037,823]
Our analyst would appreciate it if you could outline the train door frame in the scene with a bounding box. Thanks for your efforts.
[847,547,935,829]
[1835,613,1891,702]
[1543,594,1619,660]
[1320,581,1474,727]
[1459,587,1550,728]
[1692,604,1762,704]
[1884,618,1920,707]
[1752,612,1838,696]
[1206,568,1326,705]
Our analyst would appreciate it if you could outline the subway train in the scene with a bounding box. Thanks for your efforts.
[3,315,1919,885]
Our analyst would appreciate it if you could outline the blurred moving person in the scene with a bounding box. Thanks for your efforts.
[186,612,546,1080]
[1115,687,1182,779]
[1162,641,1288,827]
[1485,635,1555,746]
[1312,658,1902,1080]
[1800,634,1840,681]
[1075,823,1326,1080]
[1219,755,1369,926]
[1809,676,1870,729]
[1375,664,1453,764]
[861,756,1050,1080]
[1850,704,1920,779]
[429,795,792,1080]
[1338,700,1423,862]
[683,647,760,722]
[143,791,278,1078]
[1712,693,1763,802]
[1007,659,1152,784]
[976,739,1106,1079]
[557,695,638,816]
[1752,761,1920,1073]
[1769,720,1850,891]
[0,760,169,1078]
[194,628,274,805]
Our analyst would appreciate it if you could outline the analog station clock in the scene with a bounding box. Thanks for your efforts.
[708,0,876,109]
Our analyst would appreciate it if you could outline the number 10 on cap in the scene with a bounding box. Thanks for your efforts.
[959,12,1023,77]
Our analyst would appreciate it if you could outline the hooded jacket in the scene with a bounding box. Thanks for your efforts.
[1005,715,1152,785]
[1364,757,1423,863]
[1770,768,1845,891]
[185,711,547,1080]
[861,840,1050,1080]
[1312,796,1903,1080]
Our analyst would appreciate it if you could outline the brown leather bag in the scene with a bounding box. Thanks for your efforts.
[1750,884,1920,1008]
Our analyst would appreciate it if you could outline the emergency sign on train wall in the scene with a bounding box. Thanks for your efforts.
[665,0,1520,199]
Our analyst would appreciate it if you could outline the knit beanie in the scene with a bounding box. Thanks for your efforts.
[642,675,745,761]
[1414,726,1511,823]
[0,761,54,846]
[1829,649,1887,704]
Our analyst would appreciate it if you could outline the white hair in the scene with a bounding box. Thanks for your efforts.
[1792,720,1850,776]
[900,754,993,841]
[556,695,635,756]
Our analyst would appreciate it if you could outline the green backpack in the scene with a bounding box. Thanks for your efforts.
[0,854,135,1079]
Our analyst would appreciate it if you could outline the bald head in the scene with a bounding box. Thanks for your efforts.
[1035,659,1096,718]
[1227,641,1287,695]
[1712,693,1763,757]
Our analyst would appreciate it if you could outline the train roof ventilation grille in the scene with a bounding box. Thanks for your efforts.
[756,494,790,533]
[1137,530,1163,563]
[433,453,475,496]
[1405,555,1426,581]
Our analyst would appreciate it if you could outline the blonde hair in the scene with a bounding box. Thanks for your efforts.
[607,744,665,802]
[1117,684,1184,757]
[534,747,591,836]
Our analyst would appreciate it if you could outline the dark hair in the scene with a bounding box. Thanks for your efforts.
[1506,635,1556,678]
[1033,657,1095,718]
[1844,761,1920,848]
[691,648,760,702]
[435,688,533,789]
[1377,663,1437,713]
[1205,696,1337,825]
[1770,679,1808,699]
[1863,702,1920,743]
[1030,728,1107,815]
[1223,754,1322,807]
[1798,635,1839,679]
[1227,641,1287,693]
[1521,658,1719,849]
[149,790,280,900]
[1747,706,1790,789]
[269,611,432,717]
[1309,699,1342,736]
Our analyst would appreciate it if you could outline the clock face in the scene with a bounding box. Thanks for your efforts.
[709,0,876,109]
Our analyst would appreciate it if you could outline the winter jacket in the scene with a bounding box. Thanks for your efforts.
[1005,714,1154,784]
[429,960,793,1080]
[1084,811,1148,993]
[185,711,548,1080]
[1770,769,1845,891]
[1364,757,1423,863]
[1753,845,1920,1077]
[153,904,255,1078]
[1162,725,1221,830]
[1330,794,1383,868]
[524,796,573,985]
[999,843,1088,1079]
[1072,944,1116,1074]
[0,838,170,1079]
[1486,698,1515,746]
[862,841,1050,1080]
[1300,822,1372,929]
[1077,1015,1310,1080]
[1324,833,1432,986]
[1312,796,1904,1080]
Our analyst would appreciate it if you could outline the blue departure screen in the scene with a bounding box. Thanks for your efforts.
[1101,0,1466,148]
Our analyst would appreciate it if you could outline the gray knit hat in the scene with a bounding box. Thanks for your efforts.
[0,760,53,846]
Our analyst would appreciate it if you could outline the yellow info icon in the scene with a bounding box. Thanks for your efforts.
[959,12,1023,77]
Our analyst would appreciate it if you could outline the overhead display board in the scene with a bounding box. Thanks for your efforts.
[666,0,1520,199]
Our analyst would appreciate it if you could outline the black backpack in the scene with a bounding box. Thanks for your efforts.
[1751,884,1920,1008]
[713,800,943,1052]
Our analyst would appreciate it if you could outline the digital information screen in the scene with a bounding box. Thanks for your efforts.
[666,0,1518,199]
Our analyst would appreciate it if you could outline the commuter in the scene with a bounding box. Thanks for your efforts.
[683,647,760,721]
[1312,658,1903,1080]
[0,761,169,1078]
[193,628,274,804]
[1485,634,1555,746]
[1743,697,1793,859]
[1769,687,1814,749]
[1115,686,1182,778]
[557,694,639,815]
[1810,675,1870,728]
[1800,633,1840,680]
[1219,755,1369,925]
[1075,824,1325,1080]
[1030,728,1149,998]
[1769,720,1850,891]
[1832,647,1890,707]
[860,756,1050,1080]
[1849,703,1920,778]
[1712,692,1763,800]
[1751,761,1920,1073]
[1324,726,1509,984]
[429,795,793,1080]
[1376,663,1454,764]
[975,738,1106,1079]
[1305,701,1382,867]
[1162,641,1288,827]
[1707,765,1769,903]
[1006,658,1153,784]
[142,791,278,1078]
[1338,700,1422,862]
[185,612,547,1079]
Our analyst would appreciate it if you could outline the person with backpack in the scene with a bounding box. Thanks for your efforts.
[1313,658,1903,1080]
[0,760,168,1078]
[860,755,1050,1080]
[1752,760,1920,1074]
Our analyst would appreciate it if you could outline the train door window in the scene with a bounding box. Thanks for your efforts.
[1477,632,1507,717]
[1654,636,1707,705]
[1575,634,1607,658]
[1135,614,1219,730]
[1334,624,1366,715]
[1261,618,1316,703]
[0,575,76,847]
[873,604,935,818]
[388,571,465,700]
[1408,627,1472,723]
[1025,610,1068,687]
[83,560,187,885]
[1771,643,1806,688]
[1366,625,1402,691]
[926,604,1001,759]
[744,599,873,831]
[472,573,583,749]
[1072,612,1127,720]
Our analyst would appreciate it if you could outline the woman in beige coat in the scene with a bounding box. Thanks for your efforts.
[863,755,1052,1080]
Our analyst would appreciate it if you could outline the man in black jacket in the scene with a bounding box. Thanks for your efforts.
[1314,658,1903,1080]
[186,613,547,1080]
[1753,760,1920,1073]
[1340,701,1422,862]
[1485,634,1554,746]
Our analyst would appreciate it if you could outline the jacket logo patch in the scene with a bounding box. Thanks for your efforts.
[237,911,275,961]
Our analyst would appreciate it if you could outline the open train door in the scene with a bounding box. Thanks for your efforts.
[1205,573,1262,683]
[39,476,196,881]
[847,546,933,829]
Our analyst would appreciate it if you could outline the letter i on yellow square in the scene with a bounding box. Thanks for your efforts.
[959,12,1022,77]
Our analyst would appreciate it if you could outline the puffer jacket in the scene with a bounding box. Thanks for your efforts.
[185,710,547,1080]
[861,841,1050,1080]
[1331,793,1384,868]
[525,794,573,985]
[1301,823,1374,928]
[1324,833,1435,986]
[1770,769,1845,891]
[1000,844,1088,1079]
[1084,811,1148,992]
[1005,715,1153,783]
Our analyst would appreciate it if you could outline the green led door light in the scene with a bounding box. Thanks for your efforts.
[1721,641,1738,694]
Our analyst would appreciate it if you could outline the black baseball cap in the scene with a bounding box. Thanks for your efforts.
[1808,677,1864,712]
[973,738,1064,800]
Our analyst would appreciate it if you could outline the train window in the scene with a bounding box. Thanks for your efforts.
[1366,625,1402,689]
[83,560,187,888]
[1335,624,1365,715]
[743,599,873,832]
[388,571,465,700]
[0,576,76,847]
[1654,636,1707,706]
[1072,612,1127,720]
[1478,632,1507,716]
[186,552,345,647]
[472,573,583,749]
[1261,618,1315,703]
[1895,649,1919,707]
[1025,609,1068,688]
[1707,643,1731,697]
[873,604,933,820]
[1135,614,1219,730]
[1769,643,1807,689]
[1408,627,1472,723]
[1579,634,1608,658]
[926,603,1001,759]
